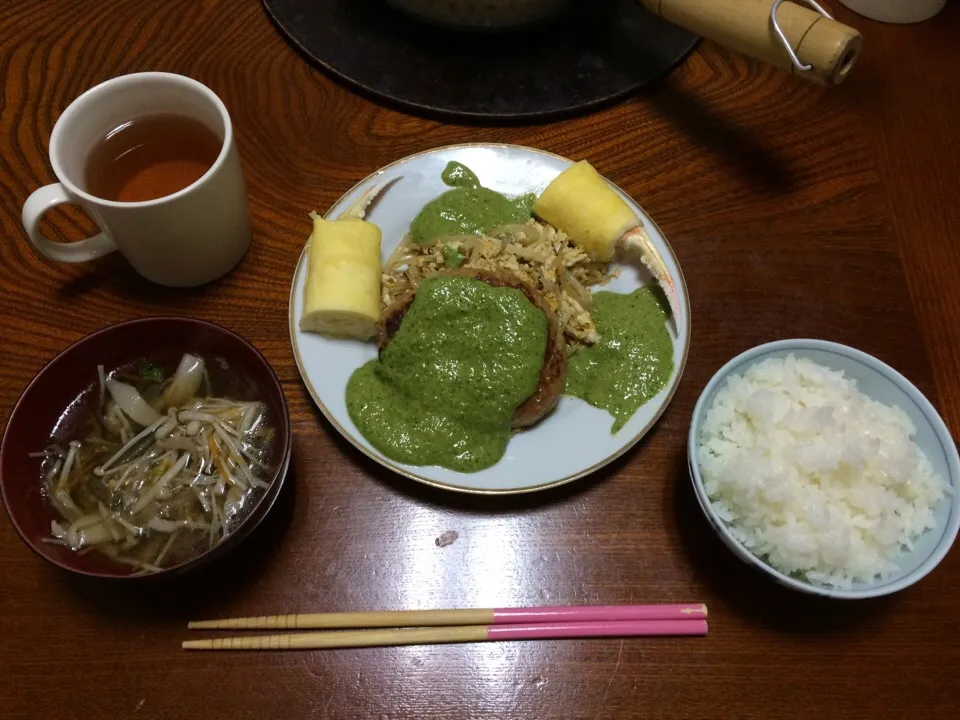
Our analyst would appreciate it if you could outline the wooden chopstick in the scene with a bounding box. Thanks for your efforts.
[182,619,708,651]
[187,603,707,630]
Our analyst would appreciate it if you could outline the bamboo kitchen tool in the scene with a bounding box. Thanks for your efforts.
[640,0,862,85]
[188,604,709,631]
[183,620,709,651]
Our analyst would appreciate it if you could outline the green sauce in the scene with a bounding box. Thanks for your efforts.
[409,161,536,245]
[565,286,674,433]
[441,161,480,187]
[346,275,548,472]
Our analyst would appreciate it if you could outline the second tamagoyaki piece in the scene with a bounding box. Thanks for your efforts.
[300,216,382,340]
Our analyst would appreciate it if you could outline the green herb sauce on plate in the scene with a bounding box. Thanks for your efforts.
[409,161,535,245]
[565,286,674,433]
[346,275,548,472]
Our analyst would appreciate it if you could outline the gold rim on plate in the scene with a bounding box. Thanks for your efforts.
[288,143,692,495]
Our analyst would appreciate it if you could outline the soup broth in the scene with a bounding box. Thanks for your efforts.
[37,353,275,574]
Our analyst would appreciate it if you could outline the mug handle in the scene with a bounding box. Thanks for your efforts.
[21,183,117,263]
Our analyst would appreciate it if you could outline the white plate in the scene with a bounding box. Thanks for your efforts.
[289,144,691,494]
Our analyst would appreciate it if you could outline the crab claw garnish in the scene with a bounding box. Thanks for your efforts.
[620,225,681,321]
[337,176,402,221]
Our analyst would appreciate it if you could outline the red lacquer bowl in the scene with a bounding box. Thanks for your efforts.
[0,317,291,579]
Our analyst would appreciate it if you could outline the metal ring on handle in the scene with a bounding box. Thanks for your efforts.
[770,0,833,73]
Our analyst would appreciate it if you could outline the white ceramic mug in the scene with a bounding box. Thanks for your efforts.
[839,0,947,23]
[21,72,251,287]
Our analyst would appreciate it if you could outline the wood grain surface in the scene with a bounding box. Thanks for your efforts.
[1,1,958,719]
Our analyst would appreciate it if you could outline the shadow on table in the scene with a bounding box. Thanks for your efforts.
[48,466,297,624]
[671,450,893,634]
[55,253,223,309]
[630,82,801,196]
[312,401,640,514]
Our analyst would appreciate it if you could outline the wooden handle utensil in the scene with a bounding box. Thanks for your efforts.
[182,619,709,651]
[640,0,862,86]
[188,604,709,631]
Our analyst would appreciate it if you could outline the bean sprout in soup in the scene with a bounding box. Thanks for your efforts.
[36,353,277,574]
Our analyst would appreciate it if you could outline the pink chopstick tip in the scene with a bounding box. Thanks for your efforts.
[491,604,707,624]
[486,619,707,641]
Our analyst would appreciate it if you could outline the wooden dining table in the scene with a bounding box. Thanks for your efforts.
[1,1,958,718]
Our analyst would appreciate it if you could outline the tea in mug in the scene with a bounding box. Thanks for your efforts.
[84,113,222,203]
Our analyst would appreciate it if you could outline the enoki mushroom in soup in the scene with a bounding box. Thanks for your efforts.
[35,353,276,574]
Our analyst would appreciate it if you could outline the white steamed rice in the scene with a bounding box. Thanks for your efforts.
[697,354,950,588]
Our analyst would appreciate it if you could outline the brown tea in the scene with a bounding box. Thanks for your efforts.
[84,113,222,203]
